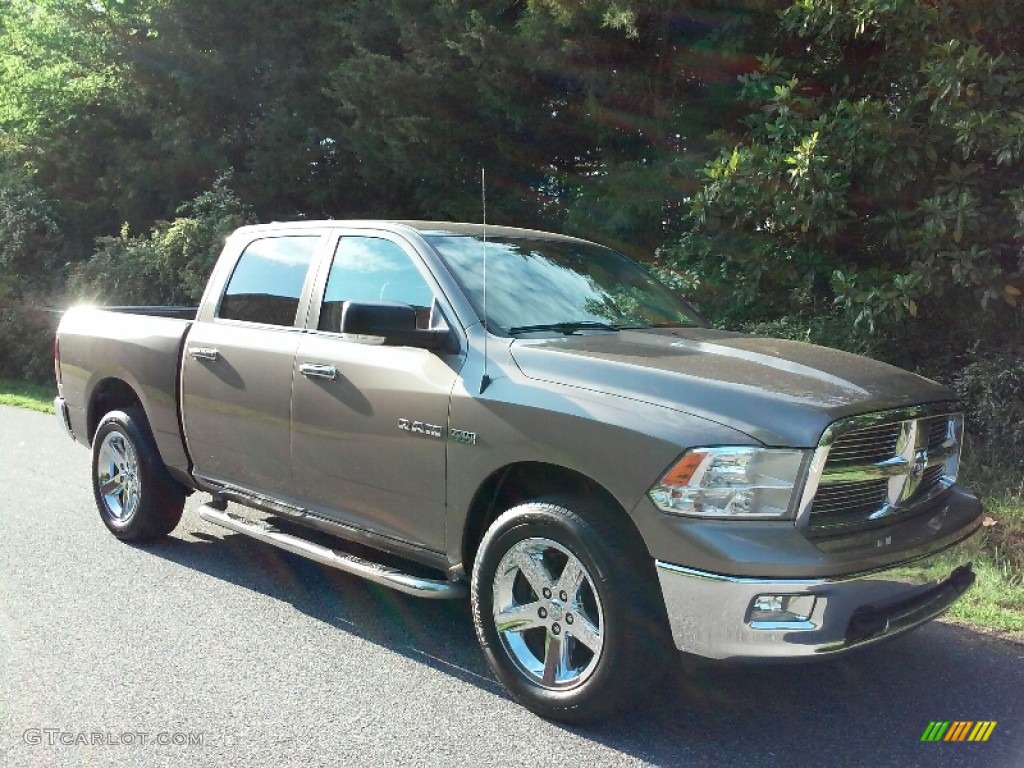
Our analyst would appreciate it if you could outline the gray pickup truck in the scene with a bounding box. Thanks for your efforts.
[54,220,982,722]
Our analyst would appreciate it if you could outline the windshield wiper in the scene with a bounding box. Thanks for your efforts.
[508,321,633,335]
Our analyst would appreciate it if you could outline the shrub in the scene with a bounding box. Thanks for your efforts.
[667,0,1024,340]
[0,295,57,385]
[69,173,255,305]
[954,350,1024,467]
[0,175,67,295]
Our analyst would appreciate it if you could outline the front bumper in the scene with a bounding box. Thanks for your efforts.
[656,526,979,660]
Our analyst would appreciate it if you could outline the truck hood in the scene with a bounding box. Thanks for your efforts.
[509,328,955,447]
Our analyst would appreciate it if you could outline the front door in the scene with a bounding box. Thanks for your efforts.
[290,232,462,551]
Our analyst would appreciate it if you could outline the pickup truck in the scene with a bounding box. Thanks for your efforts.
[54,220,983,723]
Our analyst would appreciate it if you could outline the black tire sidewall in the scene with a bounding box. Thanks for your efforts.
[91,409,183,541]
[472,502,656,722]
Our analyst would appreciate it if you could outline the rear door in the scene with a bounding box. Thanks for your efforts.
[181,231,325,497]
[289,229,464,551]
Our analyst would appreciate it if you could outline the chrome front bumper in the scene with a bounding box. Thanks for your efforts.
[655,529,979,660]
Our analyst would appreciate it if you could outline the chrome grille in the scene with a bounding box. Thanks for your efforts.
[825,423,901,466]
[805,407,963,537]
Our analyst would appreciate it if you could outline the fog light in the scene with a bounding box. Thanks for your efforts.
[749,594,816,625]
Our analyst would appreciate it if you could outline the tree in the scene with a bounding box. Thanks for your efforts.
[0,0,351,250]
[666,0,1024,345]
[69,173,254,305]
[0,166,66,295]
[514,1,774,253]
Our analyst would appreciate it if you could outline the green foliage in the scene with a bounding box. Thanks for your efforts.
[0,0,349,244]
[0,1,125,131]
[0,0,767,255]
[953,350,1024,466]
[321,2,553,224]
[69,174,254,305]
[0,171,66,293]
[517,1,771,251]
[669,0,1024,337]
[0,295,57,384]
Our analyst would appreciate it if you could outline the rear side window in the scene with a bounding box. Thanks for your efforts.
[318,236,435,332]
[219,236,319,326]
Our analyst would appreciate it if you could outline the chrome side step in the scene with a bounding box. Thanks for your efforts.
[197,505,467,600]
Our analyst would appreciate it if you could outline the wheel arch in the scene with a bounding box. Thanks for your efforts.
[87,377,144,444]
[460,461,651,574]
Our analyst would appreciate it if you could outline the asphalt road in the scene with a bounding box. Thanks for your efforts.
[1,404,1021,768]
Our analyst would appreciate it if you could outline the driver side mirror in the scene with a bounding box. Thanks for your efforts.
[340,301,452,351]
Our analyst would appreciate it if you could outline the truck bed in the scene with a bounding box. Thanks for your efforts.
[56,306,197,483]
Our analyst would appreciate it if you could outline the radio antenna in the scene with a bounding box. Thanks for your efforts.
[479,168,492,394]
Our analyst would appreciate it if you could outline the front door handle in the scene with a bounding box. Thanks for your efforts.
[299,363,338,381]
[188,347,220,362]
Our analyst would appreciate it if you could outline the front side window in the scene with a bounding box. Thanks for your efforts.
[219,236,320,326]
[318,236,435,332]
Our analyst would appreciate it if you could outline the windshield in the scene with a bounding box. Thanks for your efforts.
[425,234,702,335]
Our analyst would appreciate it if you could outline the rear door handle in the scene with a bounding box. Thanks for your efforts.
[299,363,338,381]
[188,347,220,362]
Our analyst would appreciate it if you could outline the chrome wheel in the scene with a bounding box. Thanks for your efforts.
[492,537,604,690]
[96,431,141,523]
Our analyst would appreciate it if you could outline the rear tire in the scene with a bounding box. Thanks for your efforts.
[471,497,671,723]
[91,409,185,541]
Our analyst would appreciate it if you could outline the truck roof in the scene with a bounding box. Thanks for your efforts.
[231,219,592,244]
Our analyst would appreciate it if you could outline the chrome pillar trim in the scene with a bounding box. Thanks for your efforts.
[54,396,75,441]
[198,505,467,599]
[654,526,978,660]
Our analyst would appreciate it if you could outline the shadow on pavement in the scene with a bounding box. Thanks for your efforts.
[142,521,1023,768]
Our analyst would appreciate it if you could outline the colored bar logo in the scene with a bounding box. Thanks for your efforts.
[921,721,997,742]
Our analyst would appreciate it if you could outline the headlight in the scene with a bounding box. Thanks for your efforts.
[648,447,808,519]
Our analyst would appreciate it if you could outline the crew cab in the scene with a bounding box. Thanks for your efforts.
[54,220,983,722]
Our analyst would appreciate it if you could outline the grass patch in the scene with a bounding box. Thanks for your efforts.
[945,446,1024,641]
[0,378,55,414]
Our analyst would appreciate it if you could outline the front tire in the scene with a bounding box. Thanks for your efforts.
[471,498,671,723]
[91,409,185,541]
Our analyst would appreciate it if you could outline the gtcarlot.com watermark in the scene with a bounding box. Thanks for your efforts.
[23,728,203,747]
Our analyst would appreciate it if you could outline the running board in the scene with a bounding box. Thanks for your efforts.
[197,505,466,600]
